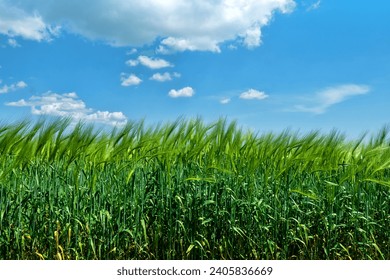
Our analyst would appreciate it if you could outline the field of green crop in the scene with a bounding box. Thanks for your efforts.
[0,117,389,260]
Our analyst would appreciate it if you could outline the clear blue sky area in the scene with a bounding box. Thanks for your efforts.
[1,0,389,139]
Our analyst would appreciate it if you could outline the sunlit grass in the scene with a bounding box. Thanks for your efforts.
[0,117,389,259]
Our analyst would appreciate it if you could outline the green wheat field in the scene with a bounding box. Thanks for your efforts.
[0,117,389,260]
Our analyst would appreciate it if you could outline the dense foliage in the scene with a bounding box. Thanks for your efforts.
[0,118,389,259]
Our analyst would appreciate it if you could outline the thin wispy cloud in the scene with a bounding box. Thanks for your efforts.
[307,1,321,11]
[126,48,137,55]
[0,81,27,94]
[239,89,269,100]
[120,73,142,87]
[6,92,127,126]
[294,84,370,114]
[168,87,195,98]
[0,0,295,52]
[220,98,231,105]
[7,38,20,47]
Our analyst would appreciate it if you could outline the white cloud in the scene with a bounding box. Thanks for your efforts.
[16,81,28,88]
[126,48,137,55]
[8,38,20,47]
[150,72,180,82]
[0,1,57,41]
[157,37,221,53]
[84,111,127,126]
[120,73,142,86]
[220,98,231,104]
[126,59,139,67]
[240,89,269,100]
[294,84,370,114]
[150,72,172,82]
[227,44,238,50]
[0,80,28,94]
[0,0,296,51]
[138,56,173,69]
[6,92,127,126]
[243,25,262,48]
[168,87,195,98]
[126,56,173,69]
[307,1,321,11]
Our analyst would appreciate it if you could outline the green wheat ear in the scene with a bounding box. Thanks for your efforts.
[0,117,388,259]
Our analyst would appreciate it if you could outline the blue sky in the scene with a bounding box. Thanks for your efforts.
[0,0,389,139]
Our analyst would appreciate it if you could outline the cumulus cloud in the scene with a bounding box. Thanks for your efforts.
[150,72,180,82]
[0,0,296,51]
[0,1,57,41]
[294,84,370,114]
[6,92,127,126]
[138,56,173,69]
[120,73,142,86]
[157,37,221,53]
[150,72,172,82]
[84,111,127,125]
[240,89,269,100]
[126,56,173,69]
[243,25,262,48]
[126,60,139,67]
[168,87,195,98]
[0,80,27,94]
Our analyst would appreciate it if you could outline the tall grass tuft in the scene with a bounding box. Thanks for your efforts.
[0,117,389,259]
